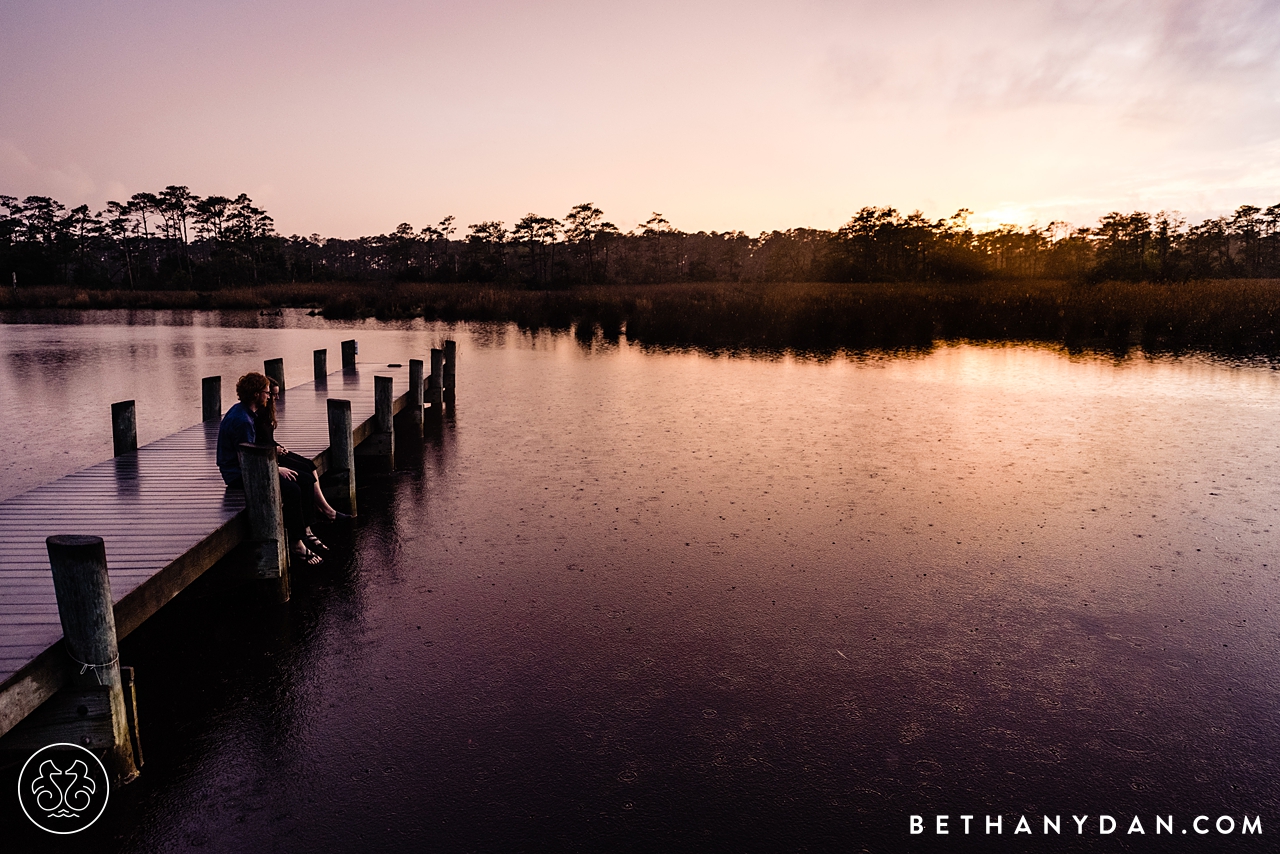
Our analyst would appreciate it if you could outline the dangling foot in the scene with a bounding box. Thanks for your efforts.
[292,543,324,567]
[304,529,329,554]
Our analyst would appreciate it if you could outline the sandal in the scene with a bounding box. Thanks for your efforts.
[292,544,324,567]
[304,531,329,554]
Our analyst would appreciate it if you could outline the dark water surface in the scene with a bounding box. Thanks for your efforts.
[1,311,1278,852]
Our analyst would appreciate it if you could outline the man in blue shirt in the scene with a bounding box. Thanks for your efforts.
[215,375,265,485]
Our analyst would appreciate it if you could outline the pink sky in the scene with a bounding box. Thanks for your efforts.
[2,0,1278,238]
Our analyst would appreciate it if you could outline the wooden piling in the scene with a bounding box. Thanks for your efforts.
[314,349,328,385]
[111,400,137,457]
[409,359,425,436]
[201,377,222,421]
[353,375,396,465]
[326,399,357,516]
[264,358,285,393]
[120,665,143,769]
[45,535,140,785]
[443,340,457,403]
[341,339,357,370]
[428,349,444,412]
[375,376,394,433]
[237,443,289,603]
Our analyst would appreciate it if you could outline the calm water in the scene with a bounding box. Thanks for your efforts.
[1,311,1277,852]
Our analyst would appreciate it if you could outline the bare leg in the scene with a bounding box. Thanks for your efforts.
[313,481,339,521]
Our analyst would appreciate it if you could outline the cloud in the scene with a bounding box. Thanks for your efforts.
[0,139,98,202]
[819,0,1280,133]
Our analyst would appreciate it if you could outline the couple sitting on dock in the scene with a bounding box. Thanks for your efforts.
[215,372,347,566]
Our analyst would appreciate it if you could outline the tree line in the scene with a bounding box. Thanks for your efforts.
[4,188,1280,290]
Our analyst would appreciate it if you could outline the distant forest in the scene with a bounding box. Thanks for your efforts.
[4,187,1280,289]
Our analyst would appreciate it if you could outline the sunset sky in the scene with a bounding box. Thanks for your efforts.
[2,0,1278,238]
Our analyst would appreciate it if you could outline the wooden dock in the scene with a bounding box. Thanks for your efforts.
[0,346,444,753]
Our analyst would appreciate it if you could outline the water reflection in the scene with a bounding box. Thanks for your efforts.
[0,313,1277,852]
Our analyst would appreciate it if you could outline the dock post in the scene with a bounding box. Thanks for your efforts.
[376,376,394,433]
[341,339,357,370]
[353,375,396,468]
[237,443,289,603]
[314,349,328,385]
[264,358,285,393]
[120,666,144,769]
[327,399,357,516]
[427,349,444,413]
[45,535,140,785]
[443,340,457,405]
[409,359,425,436]
[111,400,137,456]
[202,377,222,421]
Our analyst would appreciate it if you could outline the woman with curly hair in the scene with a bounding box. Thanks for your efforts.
[257,378,348,526]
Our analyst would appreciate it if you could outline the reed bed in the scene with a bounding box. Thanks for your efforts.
[3,279,1277,359]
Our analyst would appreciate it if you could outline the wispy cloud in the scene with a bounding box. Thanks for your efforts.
[820,0,1280,131]
[0,139,97,200]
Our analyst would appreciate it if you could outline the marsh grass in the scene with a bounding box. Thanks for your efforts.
[0,284,335,312]
[3,279,1277,359]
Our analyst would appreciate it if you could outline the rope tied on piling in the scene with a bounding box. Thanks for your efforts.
[65,644,119,686]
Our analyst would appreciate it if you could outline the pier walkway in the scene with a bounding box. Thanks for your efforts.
[0,358,423,739]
